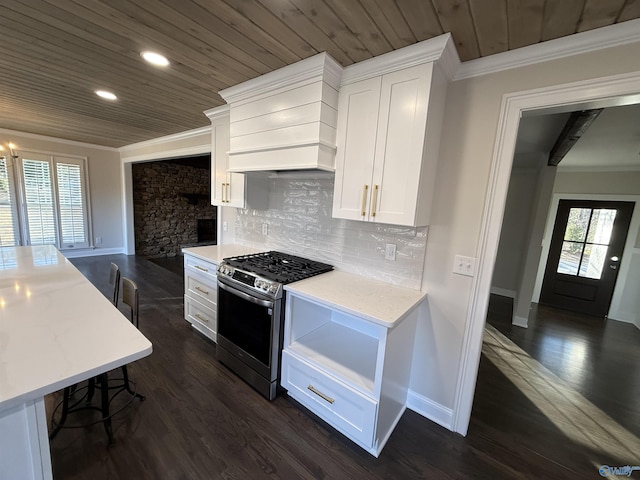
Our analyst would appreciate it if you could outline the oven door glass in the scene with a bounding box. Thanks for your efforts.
[217,284,273,366]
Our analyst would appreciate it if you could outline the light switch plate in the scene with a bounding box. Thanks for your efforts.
[453,255,476,277]
[262,224,268,236]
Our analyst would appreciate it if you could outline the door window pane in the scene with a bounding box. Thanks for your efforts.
[564,208,590,242]
[558,241,581,275]
[579,244,608,279]
[586,209,616,244]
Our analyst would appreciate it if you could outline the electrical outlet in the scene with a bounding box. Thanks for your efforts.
[453,255,477,277]
[222,221,228,232]
[385,243,396,261]
[95,236,102,245]
[262,224,268,236]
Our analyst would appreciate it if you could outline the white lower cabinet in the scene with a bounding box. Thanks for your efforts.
[281,291,418,457]
[183,253,219,342]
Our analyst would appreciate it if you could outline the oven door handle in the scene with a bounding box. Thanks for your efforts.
[218,281,275,309]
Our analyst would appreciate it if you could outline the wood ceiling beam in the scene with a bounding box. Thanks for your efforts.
[548,109,603,166]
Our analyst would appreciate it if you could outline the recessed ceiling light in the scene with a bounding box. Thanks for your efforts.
[141,51,169,67]
[95,90,117,101]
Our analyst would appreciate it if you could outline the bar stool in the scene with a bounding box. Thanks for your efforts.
[49,269,145,445]
[109,262,120,306]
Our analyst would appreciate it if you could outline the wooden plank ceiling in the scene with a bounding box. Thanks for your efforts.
[0,0,638,148]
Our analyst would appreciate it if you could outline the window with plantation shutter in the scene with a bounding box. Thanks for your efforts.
[0,158,20,247]
[22,158,57,245]
[18,152,90,249]
[56,160,88,247]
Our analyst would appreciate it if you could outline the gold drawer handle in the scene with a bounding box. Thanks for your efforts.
[194,265,209,272]
[307,384,334,404]
[195,286,209,295]
[361,185,368,216]
[194,313,208,323]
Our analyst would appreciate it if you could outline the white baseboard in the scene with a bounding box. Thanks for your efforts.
[62,247,124,258]
[406,390,453,431]
[512,315,528,328]
[490,287,516,298]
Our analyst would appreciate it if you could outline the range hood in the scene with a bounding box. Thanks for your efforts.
[219,53,343,173]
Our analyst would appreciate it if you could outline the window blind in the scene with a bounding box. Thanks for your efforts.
[56,162,87,245]
[0,159,19,246]
[22,158,57,245]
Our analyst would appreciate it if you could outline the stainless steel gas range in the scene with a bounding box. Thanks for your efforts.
[216,251,333,400]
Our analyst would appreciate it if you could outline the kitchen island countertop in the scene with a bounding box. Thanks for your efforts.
[0,245,152,480]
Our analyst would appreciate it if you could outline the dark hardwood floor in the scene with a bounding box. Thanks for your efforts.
[46,256,640,479]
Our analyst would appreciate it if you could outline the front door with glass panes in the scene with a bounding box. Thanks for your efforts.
[540,200,634,317]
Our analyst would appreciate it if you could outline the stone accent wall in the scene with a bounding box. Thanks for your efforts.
[132,160,216,257]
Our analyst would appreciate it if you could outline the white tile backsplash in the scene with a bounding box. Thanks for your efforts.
[235,173,427,289]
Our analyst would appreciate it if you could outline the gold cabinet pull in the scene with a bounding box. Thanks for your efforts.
[226,182,231,202]
[195,286,209,295]
[223,182,228,203]
[361,185,369,216]
[371,184,379,217]
[194,313,208,323]
[307,384,335,404]
[194,265,209,272]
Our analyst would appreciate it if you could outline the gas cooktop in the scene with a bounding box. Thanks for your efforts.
[221,251,333,284]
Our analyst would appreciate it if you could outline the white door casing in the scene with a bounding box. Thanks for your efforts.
[452,71,640,435]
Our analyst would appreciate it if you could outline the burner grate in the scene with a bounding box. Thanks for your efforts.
[223,251,333,284]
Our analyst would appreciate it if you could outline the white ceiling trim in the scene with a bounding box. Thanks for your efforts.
[119,126,211,154]
[0,127,118,152]
[455,18,640,81]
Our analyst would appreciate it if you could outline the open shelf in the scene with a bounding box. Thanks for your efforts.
[288,321,378,394]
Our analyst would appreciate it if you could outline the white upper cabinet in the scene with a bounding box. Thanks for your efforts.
[205,105,268,209]
[332,34,459,227]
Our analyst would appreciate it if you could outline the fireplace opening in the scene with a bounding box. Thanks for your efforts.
[197,219,217,244]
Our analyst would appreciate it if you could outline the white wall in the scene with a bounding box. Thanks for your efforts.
[0,129,123,253]
[491,166,540,295]
[410,41,640,427]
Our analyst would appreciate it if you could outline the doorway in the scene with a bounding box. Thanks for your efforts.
[540,199,635,317]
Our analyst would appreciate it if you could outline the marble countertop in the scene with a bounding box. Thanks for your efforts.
[182,244,261,264]
[0,245,152,411]
[284,270,426,328]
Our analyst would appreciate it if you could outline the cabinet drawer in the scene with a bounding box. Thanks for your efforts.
[186,273,217,308]
[184,255,218,283]
[281,350,377,448]
[185,295,216,341]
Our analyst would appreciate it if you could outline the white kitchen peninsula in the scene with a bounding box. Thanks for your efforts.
[282,270,426,457]
[0,246,152,480]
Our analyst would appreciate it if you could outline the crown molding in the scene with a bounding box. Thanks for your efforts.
[0,127,118,151]
[203,104,230,122]
[341,33,459,85]
[219,52,343,104]
[120,145,210,163]
[456,19,640,81]
[118,125,211,154]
